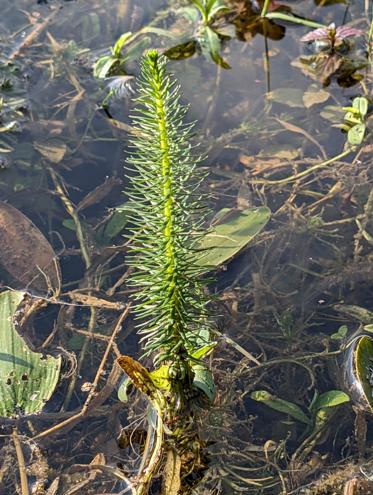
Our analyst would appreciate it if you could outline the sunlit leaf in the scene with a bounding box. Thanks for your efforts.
[191,343,216,360]
[150,364,171,391]
[348,123,366,145]
[112,32,133,57]
[192,364,215,400]
[251,390,312,425]
[93,55,118,79]
[353,96,368,117]
[201,26,230,69]
[0,290,62,417]
[312,390,350,411]
[196,206,271,269]
[355,336,373,412]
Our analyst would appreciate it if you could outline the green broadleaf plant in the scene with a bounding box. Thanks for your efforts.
[251,388,349,429]
[0,290,61,417]
[196,206,271,270]
[341,96,369,146]
[165,0,231,68]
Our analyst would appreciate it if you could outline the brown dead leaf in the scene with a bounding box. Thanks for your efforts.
[303,84,330,108]
[117,355,157,399]
[0,201,61,296]
[34,141,67,163]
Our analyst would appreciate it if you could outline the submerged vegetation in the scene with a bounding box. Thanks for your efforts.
[0,0,372,494]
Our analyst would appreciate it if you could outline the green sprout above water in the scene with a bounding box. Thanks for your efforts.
[341,96,369,146]
[124,49,213,375]
[165,0,231,68]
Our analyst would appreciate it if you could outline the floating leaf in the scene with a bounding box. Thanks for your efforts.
[312,390,350,411]
[251,390,312,425]
[0,201,61,296]
[0,290,61,417]
[196,206,271,269]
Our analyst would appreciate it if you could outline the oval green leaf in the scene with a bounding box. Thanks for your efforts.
[348,123,366,145]
[251,390,312,425]
[196,206,271,270]
[312,390,350,411]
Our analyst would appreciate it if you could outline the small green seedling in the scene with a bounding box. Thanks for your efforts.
[341,96,369,146]
[165,0,231,68]
[93,32,134,79]
[251,389,350,433]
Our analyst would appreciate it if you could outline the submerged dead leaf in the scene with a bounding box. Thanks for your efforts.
[0,201,61,296]
[303,84,330,108]
[34,141,67,163]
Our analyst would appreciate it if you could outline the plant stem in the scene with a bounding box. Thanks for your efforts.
[265,12,325,29]
[12,428,29,495]
[261,0,271,17]
[252,147,354,185]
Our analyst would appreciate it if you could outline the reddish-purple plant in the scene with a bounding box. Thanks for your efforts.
[301,23,363,51]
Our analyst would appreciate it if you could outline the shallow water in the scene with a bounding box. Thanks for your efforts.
[0,0,372,494]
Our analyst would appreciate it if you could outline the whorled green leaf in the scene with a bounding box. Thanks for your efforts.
[251,390,312,425]
[196,206,271,269]
[312,390,350,412]
[0,291,61,417]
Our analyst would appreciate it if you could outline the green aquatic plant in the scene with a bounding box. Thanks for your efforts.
[341,96,369,145]
[117,48,272,494]
[124,49,213,377]
[117,48,215,494]
[165,0,231,68]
